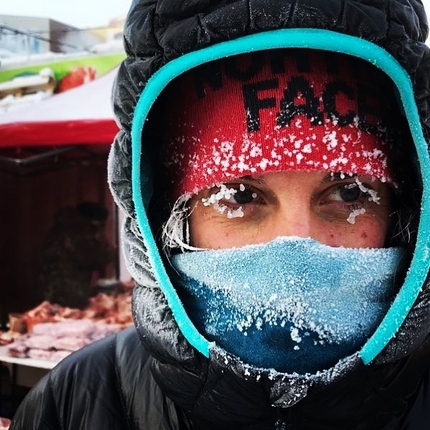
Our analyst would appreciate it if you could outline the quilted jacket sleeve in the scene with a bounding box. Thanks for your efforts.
[9,327,190,430]
[10,373,61,430]
[9,330,132,430]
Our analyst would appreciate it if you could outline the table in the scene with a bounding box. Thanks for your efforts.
[0,346,58,410]
[0,346,57,371]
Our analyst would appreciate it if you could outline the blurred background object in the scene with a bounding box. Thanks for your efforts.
[37,201,116,308]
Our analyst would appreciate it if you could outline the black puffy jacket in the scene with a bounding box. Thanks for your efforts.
[10,1,430,429]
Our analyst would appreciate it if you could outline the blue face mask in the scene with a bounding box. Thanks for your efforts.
[171,237,406,374]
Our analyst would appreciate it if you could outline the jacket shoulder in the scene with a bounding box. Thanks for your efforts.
[10,327,151,430]
[395,365,430,429]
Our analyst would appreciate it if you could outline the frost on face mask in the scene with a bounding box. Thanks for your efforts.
[202,184,245,219]
[172,236,405,374]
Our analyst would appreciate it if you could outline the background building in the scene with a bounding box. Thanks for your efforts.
[0,14,104,57]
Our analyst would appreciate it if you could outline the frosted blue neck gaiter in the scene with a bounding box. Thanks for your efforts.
[171,237,406,374]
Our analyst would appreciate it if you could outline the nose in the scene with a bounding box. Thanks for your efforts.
[268,202,341,247]
[271,204,313,240]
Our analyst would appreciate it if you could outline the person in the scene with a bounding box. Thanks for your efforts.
[37,201,116,308]
[9,0,430,429]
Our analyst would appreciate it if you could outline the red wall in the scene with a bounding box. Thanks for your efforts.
[0,145,118,327]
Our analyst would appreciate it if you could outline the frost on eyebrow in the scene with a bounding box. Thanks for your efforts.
[201,184,245,219]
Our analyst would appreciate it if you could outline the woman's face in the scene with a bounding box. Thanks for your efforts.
[188,170,392,249]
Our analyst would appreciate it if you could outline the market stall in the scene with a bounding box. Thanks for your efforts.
[0,66,121,313]
[0,67,119,147]
[0,67,128,408]
[0,280,133,416]
[0,66,131,416]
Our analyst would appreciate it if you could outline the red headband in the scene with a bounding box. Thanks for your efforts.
[161,50,396,199]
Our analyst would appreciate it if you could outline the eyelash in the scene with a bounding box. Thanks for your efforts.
[222,184,262,206]
[323,182,375,210]
[203,179,379,216]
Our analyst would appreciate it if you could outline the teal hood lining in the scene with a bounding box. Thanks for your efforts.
[130,28,430,366]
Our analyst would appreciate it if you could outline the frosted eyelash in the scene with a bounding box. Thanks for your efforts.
[161,194,201,254]
[354,177,380,205]
[202,184,245,218]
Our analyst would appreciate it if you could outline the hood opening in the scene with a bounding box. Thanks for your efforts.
[130,28,430,372]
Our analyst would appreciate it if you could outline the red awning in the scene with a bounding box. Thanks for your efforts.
[0,68,120,148]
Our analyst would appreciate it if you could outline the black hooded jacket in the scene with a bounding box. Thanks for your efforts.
[10,1,430,429]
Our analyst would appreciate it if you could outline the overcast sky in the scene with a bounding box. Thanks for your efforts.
[1,0,430,33]
[1,0,133,28]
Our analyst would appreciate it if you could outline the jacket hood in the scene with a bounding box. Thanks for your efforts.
[108,0,430,426]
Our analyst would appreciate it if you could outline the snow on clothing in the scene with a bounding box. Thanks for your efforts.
[10,0,430,429]
[171,237,406,374]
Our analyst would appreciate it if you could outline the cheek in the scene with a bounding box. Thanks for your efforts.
[353,224,387,248]
[328,195,391,248]
[189,207,209,248]
[189,204,264,249]
[356,217,389,248]
[359,202,391,247]
[324,216,389,248]
[189,205,228,249]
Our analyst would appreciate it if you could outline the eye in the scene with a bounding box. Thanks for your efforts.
[231,184,258,204]
[331,183,362,203]
[201,183,262,209]
[339,183,361,202]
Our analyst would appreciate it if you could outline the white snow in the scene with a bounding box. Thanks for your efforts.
[347,208,366,224]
